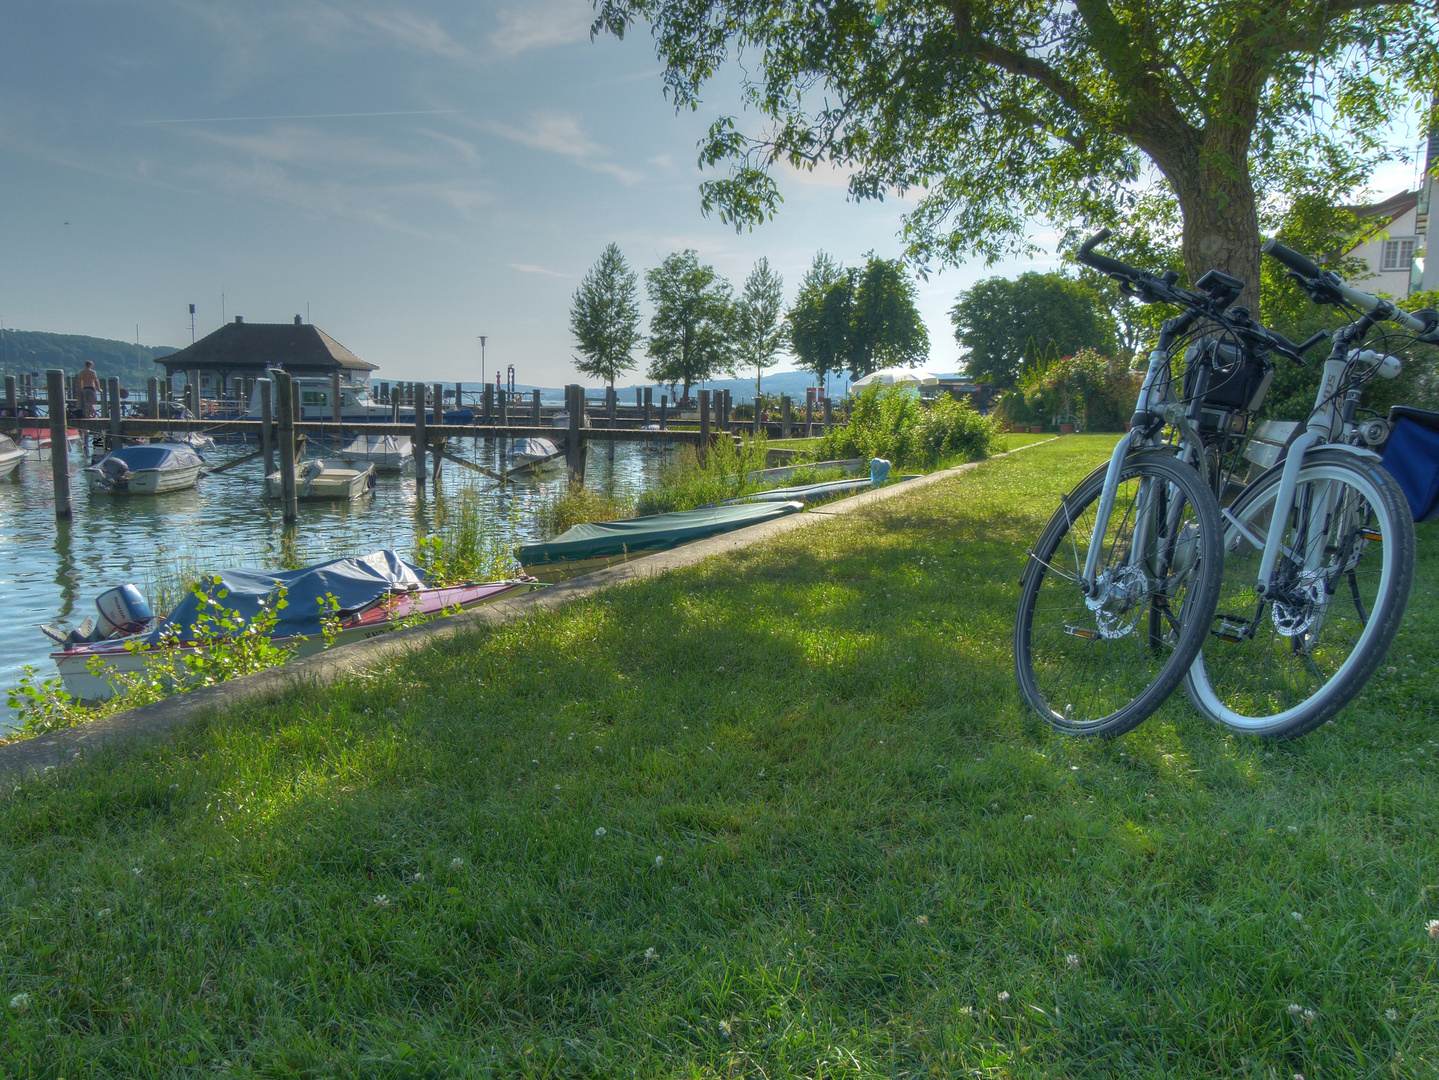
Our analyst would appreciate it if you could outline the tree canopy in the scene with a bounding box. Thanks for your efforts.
[593,0,1439,309]
[951,272,1113,386]
[570,243,643,389]
[645,250,735,401]
[786,252,853,389]
[733,257,786,410]
[849,256,928,375]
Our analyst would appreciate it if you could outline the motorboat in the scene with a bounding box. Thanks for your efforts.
[639,422,673,451]
[18,425,82,462]
[83,443,204,495]
[162,431,218,452]
[338,434,413,473]
[245,378,473,424]
[508,437,562,474]
[47,551,541,701]
[264,458,377,501]
[517,500,804,583]
[0,434,23,477]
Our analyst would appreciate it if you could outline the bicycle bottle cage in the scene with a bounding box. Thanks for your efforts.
[1182,338,1275,433]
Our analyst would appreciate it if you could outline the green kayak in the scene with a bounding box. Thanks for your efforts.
[518,501,805,582]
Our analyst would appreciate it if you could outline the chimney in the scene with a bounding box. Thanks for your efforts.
[234,316,244,324]
[294,315,303,325]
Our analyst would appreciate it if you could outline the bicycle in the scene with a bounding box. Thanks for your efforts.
[1014,230,1316,735]
[1180,240,1437,738]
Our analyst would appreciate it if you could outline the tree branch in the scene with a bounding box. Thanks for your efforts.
[945,0,1093,115]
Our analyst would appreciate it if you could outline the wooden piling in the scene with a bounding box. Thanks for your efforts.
[698,389,710,464]
[107,377,121,450]
[659,395,667,430]
[259,379,275,474]
[643,386,653,424]
[565,384,586,485]
[413,385,427,492]
[780,395,792,440]
[498,388,508,428]
[146,377,159,420]
[823,395,833,433]
[532,389,541,427]
[272,370,299,523]
[46,370,72,520]
[188,369,201,418]
[606,387,616,427]
[482,383,493,424]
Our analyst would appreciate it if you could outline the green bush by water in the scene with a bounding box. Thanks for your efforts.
[535,485,635,538]
[412,483,522,583]
[816,384,999,468]
[635,434,773,515]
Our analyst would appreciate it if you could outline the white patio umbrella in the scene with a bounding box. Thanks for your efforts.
[848,366,944,391]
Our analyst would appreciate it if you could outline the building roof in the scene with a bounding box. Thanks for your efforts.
[1344,189,1418,227]
[156,318,378,374]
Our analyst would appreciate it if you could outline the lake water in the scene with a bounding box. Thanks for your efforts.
[0,436,672,732]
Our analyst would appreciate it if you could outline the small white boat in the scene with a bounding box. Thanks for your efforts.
[0,434,23,476]
[338,434,413,472]
[18,425,83,462]
[640,422,672,451]
[163,431,218,452]
[83,443,204,495]
[264,459,377,501]
[509,437,562,473]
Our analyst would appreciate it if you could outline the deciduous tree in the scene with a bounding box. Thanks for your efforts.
[733,258,786,423]
[851,256,928,375]
[570,243,642,389]
[951,272,1112,386]
[592,0,1439,310]
[645,250,734,402]
[787,252,853,391]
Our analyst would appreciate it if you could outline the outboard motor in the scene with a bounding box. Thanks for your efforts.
[94,584,154,639]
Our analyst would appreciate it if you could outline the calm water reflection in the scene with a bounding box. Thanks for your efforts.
[1,436,670,731]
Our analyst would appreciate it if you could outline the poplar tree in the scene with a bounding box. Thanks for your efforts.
[570,244,642,390]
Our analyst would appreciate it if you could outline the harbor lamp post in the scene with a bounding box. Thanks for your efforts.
[478,335,487,389]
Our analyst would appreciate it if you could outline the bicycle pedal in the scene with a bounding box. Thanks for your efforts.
[1361,529,1382,542]
[1212,616,1251,643]
[1064,625,1098,640]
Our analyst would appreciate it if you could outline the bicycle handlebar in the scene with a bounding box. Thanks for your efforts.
[1077,229,1144,279]
[1261,238,1432,334]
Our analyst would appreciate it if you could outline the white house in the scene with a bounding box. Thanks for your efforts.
[1343,130,1437,296]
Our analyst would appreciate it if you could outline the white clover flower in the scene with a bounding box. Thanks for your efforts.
[1291,911,1303,922]
[96,908,112,919]
[451,857,464,869]
[1065,954,1080,969]
[644,947,657,962]
[654,856,664,867]
[9,993,30,1012]
[595,827,607,837]
[1302,1008,1316,1025]
[915,915,930,926]
[1287,826,1299,833]
[374,894,391,908]
[131,867,143,876]
[997,991,1010,1004]
[1023,814,1035,823]
[1428,919,1439,939]
[411,872,423,883]
[1287,1003,1304,1015]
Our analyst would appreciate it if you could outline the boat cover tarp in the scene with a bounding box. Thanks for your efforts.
[104,444,203,471]
[342,434,411,456]
[146,550,425,642]
[518,501,803,568]
[720,477,877,505]
[512,438,559,459]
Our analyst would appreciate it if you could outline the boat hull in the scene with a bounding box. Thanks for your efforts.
[83,463,202,494]
[52,580,538,701]
[0,448,22,477]
[263,461,376,500]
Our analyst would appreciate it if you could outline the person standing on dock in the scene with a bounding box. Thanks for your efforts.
[76,360,101,417]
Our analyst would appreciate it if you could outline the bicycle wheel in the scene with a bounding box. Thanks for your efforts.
[1015,451,1225,736]
[1183,448,1415,739]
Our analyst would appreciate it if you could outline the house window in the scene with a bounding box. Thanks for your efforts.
[1382,238,1415,271]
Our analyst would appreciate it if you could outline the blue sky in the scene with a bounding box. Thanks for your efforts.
[0,1,1427,386]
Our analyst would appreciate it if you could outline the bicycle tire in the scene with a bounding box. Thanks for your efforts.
[1183,448,1416,739]
[1014,451,1225,736]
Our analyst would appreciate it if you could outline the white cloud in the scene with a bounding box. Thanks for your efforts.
[489,0,593,55]
[508,263,572,277]
[482,112,642,184]
[184,123,431,169]
[362,10,470,61]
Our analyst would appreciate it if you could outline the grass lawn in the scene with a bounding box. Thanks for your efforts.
[3,435,1437,1077]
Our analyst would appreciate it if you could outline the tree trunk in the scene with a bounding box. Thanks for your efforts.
[1144,125,1262,311]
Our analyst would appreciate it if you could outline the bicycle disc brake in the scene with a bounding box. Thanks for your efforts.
[1083,564,1149,640]
[1270,569,1327,638]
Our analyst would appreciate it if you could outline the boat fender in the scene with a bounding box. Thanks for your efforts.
[869,458,892,487]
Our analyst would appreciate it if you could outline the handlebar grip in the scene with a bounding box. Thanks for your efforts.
[1261,239,1322,280]
[1077,230,1146,279]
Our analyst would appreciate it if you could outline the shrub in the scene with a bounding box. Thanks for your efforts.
[414,484,523,583]
[816,384,998,468]
[536,485,635,537]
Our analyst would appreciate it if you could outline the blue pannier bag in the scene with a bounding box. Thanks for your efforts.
[1382,407,1439,523]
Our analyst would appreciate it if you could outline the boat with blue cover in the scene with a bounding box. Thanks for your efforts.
[83,442,205,495]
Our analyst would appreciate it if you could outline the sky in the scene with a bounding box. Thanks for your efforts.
[0,1,1430,387]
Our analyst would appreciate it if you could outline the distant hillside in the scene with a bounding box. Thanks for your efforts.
[0,329,177,387]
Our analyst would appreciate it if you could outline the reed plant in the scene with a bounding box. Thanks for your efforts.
[535,485,635,538]
[413,483,522,583]
[635,433,772,515]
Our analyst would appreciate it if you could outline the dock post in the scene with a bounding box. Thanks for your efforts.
[188,369,201,418]
[805,389,815,437]
[635,387,643,413]
[332,372,342,425]
[272,370,299,524]
[482,383,493,426]
[498,388,508,429]
[606,387,616,427]
[46,370,72,520]
[259,379,274,474]
[455,381,463,414]
[565,384,586,485]
[3,375,15,432]
[643,386,653,424]
[698,389,710,465]
[780,395,792,440]
[107,377,121,451]
[659,395,667,430]
[433,383,445,487]
[532,388,541,427]
[823,395,833,433]
[723,390,732,432]
[413,384,427,493]
[146,377,159,420]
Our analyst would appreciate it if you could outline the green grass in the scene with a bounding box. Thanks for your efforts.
[3,434,1438,1077]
